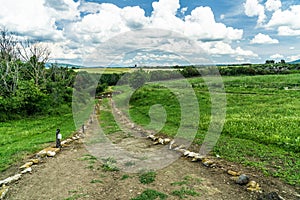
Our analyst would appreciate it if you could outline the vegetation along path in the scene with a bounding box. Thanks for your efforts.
[4,98,299,200]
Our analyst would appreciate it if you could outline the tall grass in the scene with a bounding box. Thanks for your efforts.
[0,113,76,172]
[113,73,300,185]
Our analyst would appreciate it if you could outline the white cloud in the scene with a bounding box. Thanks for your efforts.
[277,26,300,36]
[244,0,266,25]
[0,0,252,64]
[250,33,279,44]
[270,53,283,59]
[265,0,282,12]
[287,54,300,62]
[266,5,300,35]
[183,7,243,41]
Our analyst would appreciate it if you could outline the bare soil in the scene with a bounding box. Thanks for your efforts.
[3,101,300,200]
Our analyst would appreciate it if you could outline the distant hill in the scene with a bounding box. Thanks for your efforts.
[289,59,300,64]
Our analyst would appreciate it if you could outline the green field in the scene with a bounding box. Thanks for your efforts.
[74,67,132,74]
[0,113,76,172]
[111,73,300,185]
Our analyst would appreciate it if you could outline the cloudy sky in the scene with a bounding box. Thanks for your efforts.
[1,0,300,66]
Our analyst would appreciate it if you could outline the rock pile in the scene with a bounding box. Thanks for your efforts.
[146,134,262,193]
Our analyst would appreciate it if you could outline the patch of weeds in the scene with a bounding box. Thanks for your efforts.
[86,165,94,170]
[102,157,119,172]
[124,161,135,166]
[79,154,97,161]
[139,171,156,184]
[90,179,103,183]
[171,180,188,186]
[171,175,202,186]
[171,187,200,199]
[121,174,130,180]
[131,189,168,200]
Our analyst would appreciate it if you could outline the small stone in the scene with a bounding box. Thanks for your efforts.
[227,170,241,176]
[202,158,214,167]
[0,185,9,199]
[163,138,171,144]
[46,151,56,157]
[21,167,32,174]
[0,174,22,186]
[257,192,282,200]
[246,181,261,193]
[235,174,250,185]
[30,159,39,164]
[36,150,47,158]
[19,162,33,169]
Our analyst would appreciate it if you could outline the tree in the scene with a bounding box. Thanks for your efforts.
[265,60,275,64]
[129,69,148,89]
[0,28,20,96]
[17,40,50,86]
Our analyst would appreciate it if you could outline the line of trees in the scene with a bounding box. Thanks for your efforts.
[0,29,76,121]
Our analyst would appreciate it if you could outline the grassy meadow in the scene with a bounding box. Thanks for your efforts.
[109,73,300,185]
[74,67,132,74]
[0,113,76,172]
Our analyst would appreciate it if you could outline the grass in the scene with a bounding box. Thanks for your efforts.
[0,113,76,172]
[74,67,132,74]
[90,179,103,183]
[131,189,168,200]
[139,171,157,184]
[121,174,130,180]
[171,187,200,199]
[112,73,300,186]
[99,98,121,134]
[101,157,119,172]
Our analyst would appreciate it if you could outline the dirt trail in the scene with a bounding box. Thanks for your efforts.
[3,100,300,200]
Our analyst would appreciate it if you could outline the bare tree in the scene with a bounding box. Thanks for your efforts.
[17,40,50,86]
[0,27,18,60]
[0,28,19,95]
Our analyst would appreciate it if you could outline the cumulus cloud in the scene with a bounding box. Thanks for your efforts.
[250,33,279,44]
[183,6,243,41]
[266,5,300,36]
[265,0,282,12]
[0,0,253,64]
[270,53,283,59]
[244,0,266,25]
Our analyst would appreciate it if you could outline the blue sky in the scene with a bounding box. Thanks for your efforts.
[0,0,300,66]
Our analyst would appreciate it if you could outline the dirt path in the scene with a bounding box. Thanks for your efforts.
[3,100,300,200]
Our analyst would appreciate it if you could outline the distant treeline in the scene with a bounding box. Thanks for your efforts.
[95,63,300,92]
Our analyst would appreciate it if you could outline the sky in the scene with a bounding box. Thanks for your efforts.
[1,0,300,66]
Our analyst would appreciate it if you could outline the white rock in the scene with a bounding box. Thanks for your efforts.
[0,174,22,186]
[0,185,9,199]
[36,150,47,158]
[21,167,32,174]
[46,151,56,157]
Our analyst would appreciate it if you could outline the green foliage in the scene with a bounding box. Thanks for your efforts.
[115,73,300,185]
[121,174,130,180]
[171,187,200,199]
[139,171,156,184]
[90,179,103,183]
[101,157,119,172]
[0,113,76,172]
[99,98,121,134]
[131,189,168,200]
[129,69,149,89]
